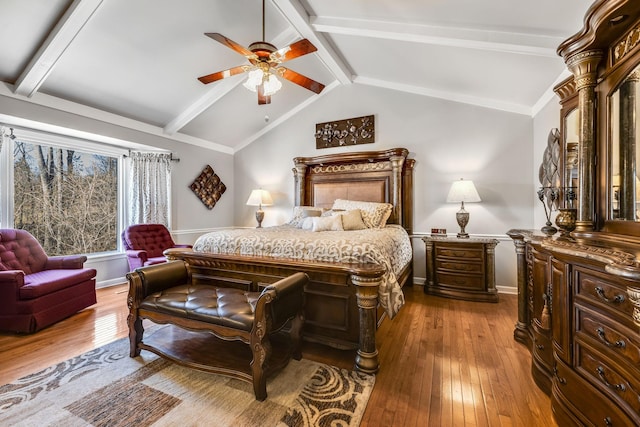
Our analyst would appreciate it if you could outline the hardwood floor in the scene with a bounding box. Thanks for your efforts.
[0,284,555,426]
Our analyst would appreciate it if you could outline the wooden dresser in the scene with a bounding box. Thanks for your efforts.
[509,1,640,425]
[422,236,498,302]
[508,230,640,426]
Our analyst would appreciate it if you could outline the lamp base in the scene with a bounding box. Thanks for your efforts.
[255,209,264,228]
[456,206,470,239]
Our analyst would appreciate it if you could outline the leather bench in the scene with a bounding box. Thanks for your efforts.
[126,260,306,400]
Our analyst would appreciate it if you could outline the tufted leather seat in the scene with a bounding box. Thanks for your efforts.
[0,229,97,333]
[122,224,192,270]
[140,285,259,331]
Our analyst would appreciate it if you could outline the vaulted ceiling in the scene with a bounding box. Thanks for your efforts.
[0,0,593,153]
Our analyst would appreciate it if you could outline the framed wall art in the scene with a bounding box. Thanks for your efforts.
[190,165,226,209]
[314,114,375,149]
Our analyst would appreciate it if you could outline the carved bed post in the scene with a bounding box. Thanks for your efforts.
[389,154,405,228]
[292,163,307,206]
[351,273,382,374]
[564,50,603,231]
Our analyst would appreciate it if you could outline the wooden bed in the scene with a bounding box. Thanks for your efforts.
[165,147,415,373]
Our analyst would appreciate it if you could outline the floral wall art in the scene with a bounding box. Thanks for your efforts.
[314,115,375,149]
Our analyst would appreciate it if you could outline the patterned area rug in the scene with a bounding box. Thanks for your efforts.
[0,336,374,427]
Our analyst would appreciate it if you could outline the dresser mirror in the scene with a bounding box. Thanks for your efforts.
[609,63,640,221]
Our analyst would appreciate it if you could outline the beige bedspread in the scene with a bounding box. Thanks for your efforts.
[192,224,413,318]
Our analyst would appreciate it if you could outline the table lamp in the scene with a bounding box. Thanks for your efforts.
[246,189,273,228]
[446,178,481,238]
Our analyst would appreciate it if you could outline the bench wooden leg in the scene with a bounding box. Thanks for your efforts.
[250,331,272,401]
[128,313,143,357]
[290,311,304,361]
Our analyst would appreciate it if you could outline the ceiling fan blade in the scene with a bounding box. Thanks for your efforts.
[257,84,271,105]
[198,65,247,84]
[205,33,254,57]
[279,68,325,94]
[270,39,317,63]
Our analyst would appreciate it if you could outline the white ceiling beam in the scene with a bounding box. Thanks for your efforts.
[163,28,299,135]
[272,0,352,84]
[354,76,532,116]
[311,16,562,58]
[14,0,105,97]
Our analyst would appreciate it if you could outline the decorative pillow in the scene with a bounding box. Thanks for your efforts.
[288,206,324,227]
[331,199,392,228]
[321,208,345,217]
[338,209,367,231]
[311,215,344,232]
[301,216,315,230]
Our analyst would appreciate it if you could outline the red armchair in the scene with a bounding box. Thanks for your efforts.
[0,229,97,333]
[122,224,192,271]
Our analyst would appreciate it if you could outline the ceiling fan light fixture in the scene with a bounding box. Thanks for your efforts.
[263,73,282,96]
[243,68,264,92]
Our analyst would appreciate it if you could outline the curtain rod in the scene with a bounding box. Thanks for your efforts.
[125,151,180,162]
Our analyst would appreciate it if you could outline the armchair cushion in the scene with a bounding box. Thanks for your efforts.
[21,269,98,299]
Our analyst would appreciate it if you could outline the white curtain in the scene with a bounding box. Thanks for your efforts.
[129,152,172,226]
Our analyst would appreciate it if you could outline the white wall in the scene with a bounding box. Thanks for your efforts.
[234,83,538,292]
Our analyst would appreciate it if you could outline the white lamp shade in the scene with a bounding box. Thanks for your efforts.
[446,179,481,203]
[246,189,273,207]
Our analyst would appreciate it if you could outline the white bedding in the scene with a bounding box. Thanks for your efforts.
[192,224,413,318]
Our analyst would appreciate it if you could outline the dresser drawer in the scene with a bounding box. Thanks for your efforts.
[554,359,636,427]
[575,267,635,329]
[435,259,483,274]
[435,272,484,290]
[435,245,483,260]
[576,342,640,417]
[576,305,640,369]
[532,328,553,369]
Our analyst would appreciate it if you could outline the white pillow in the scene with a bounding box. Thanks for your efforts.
[311,215,344,232]
[331,199,392,228]
[289,206,324,227]
[301,216,315,230]
[338,209,367,231]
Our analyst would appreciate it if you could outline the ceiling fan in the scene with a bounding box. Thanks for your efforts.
[197,0,325,105]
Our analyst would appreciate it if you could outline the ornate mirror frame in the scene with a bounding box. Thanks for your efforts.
[555,0,640,237]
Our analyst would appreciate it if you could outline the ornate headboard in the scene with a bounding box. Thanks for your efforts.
[292,148,415,234]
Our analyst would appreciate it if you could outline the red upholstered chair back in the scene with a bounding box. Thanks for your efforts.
[122,224,176,258]
[0,229,49,275]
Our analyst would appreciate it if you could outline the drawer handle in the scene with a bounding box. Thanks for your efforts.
[596,366,626,392]
[604,417,612,427]
[536,344,544,350]
[553,366,566,385]
[454,279,466,285]
[596,327,626,349]
[595,287,625,304]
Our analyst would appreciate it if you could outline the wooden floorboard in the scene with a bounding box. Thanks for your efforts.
[0,284,556,426]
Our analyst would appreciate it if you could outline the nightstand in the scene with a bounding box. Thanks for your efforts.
[422,236,499,302]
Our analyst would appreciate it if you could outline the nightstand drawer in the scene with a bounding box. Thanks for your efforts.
[435,246,483,260]
[435,260,483,274]
[435,272,484,290]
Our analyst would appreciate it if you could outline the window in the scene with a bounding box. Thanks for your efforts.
[1,126,127,256]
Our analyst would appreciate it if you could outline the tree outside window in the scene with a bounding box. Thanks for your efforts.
[13,140,119,256]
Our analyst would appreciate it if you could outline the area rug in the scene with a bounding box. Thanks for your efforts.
[0,334,374,427]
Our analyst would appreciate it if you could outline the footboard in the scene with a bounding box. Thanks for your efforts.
[164,248,386,373]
